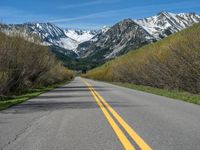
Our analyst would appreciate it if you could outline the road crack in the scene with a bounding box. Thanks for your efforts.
[1,111,51,150]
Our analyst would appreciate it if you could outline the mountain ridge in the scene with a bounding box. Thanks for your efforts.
[78,12,200,60]
[0,11,199,65]
[0,22,98,54]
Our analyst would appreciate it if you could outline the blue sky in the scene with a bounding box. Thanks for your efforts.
[0,0,200,29]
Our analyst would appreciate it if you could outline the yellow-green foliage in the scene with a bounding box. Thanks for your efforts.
[0,32,74,96]
[85,23,200,94]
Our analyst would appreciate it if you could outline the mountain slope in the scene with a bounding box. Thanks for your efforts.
[135,12,200,39]
[0,23,97,55]
[79,19,155,59]
[85,23,200,94]
[64,29,97,43]
[76,26,110,57]
[0,11,199,71]
[77,12,200,60]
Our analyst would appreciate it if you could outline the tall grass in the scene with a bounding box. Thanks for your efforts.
[0,31,74,97]
[85,23,200,94]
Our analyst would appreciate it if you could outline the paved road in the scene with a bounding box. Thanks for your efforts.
[0,77,200,150]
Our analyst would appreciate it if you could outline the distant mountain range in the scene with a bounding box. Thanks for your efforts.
[78,12,200,59]
[0,12,200,62]
[0,23,98,56]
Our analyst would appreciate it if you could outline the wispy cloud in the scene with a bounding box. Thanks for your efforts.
[58,0,120,9]
[57,22,105,30]
[50,10,118,23]
[0,6,23,17]
[1,0,199,29]
[50,0,200,23]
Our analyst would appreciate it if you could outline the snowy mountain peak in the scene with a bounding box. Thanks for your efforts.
[101,26,110,33]
[64,29,97,43]
[76,12,200,60]
[1,12,199,60]
[119,18,134,25]
[23,22,66,39]
[0,22,99,53]
[157,11,174,16]
[135,12,200,39]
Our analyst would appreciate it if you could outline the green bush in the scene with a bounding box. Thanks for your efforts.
[0,31,74,96]
[85,23,200,94]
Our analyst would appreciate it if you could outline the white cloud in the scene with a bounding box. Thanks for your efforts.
[50,0,200,23]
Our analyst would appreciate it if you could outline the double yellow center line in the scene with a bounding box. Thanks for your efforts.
[82,79,152,150]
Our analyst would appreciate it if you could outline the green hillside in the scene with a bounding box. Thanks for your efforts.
[85,23,200,94]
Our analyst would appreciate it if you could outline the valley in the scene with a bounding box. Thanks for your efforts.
[1,12,199,70]
[1,6,200,150]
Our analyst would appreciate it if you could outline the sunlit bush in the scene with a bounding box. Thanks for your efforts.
[0,32,74,96]
[85,23,200,94]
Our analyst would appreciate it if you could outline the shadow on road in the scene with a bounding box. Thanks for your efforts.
[34,95,90,99]
[49,86,109,93]
[60,86,104,89]
[1,101,139,114]
[0,85,146,114]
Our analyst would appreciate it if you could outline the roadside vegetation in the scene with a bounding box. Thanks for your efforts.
[0,81,70,110]
[0,31,74,109]
[113,82,200,105]
[84,23,200,104]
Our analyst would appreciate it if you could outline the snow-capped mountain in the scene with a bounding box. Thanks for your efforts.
[76,19,155,58]
[0,12,199,61]
[1,23,77,51]
[75,26,111,56]
[135,12,200,39]
[77,12,200,59]
[0,23,98,54]
[101,26,110,33]
[64,29,97,43]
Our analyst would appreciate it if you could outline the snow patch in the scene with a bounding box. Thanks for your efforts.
[64,30,96,43]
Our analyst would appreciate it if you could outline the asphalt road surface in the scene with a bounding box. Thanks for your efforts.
[0,77,200,150]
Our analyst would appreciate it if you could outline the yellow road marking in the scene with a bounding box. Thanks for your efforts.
[85,81,135,150]
[83,79,152,150]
